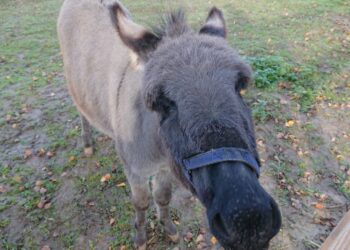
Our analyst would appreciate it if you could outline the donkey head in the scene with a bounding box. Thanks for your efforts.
[110,4,281,249]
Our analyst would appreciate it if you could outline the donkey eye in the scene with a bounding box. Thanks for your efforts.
[157,97,175,123]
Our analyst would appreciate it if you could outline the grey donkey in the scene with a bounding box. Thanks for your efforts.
[58,0,281,249]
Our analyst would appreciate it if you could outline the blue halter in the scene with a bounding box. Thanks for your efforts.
[182,147,260,183]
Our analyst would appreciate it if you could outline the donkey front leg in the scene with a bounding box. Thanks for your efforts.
[130,179,150,250]
[152,169,178,242]
[79,113,93,157]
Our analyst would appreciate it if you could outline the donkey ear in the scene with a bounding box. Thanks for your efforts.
[109,3,161,62]
[199,7,227,38]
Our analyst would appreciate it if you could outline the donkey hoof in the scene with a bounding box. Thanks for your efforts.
[168,232,179,243]
[84,147,93,157]
[136,243,147,250]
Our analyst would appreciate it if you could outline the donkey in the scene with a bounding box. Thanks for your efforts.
[58,0,281,249]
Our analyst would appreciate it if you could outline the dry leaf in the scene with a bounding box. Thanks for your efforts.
[5,114,12,122]
[44,203,51,209]
[210,236,218,245]
[195,234,205,243]
[116,182,126,187]
[319,194,328,202]
[37,148,46,157]
[173,220,180,225]
[35,180,44,187]
[285,120,295,127]
[0,185,7,193]
[41,246,50,250]
[24,148,33,159]
[13,175,22,183]
[184,232,193,242]
[315,203,324,209]
[101,174,111,183]
[46,151,54,158]
[336,155,344,160]
[109,218,115,226]
[303,171,312,179]
[37,200,46,209]
[68,156,76,162]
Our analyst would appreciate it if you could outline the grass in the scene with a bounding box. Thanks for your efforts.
[0,0,349,249]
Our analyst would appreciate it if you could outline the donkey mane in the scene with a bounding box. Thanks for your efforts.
[154,9,190,38]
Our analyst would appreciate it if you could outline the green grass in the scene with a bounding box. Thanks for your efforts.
[1,0,349,249]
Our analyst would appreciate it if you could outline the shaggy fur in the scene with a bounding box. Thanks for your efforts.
[58,1,281,249]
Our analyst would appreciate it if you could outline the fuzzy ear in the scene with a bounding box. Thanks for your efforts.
[235,63,252,91]
[109,3,161,61]
[199,7,226,38]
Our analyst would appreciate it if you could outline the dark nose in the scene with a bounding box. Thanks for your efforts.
[204,162,282,250]
[209,195,280,249]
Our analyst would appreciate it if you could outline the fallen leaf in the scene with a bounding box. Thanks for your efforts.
[44,203,51,209]
[336,155,344,160]
[0,185,7,193]
[101,174,111,183]
[5,114,12,122]
[197,242,208,249]
[68,156,76,162]
[196,234,205,243]
[109,218,115,226]
[37,148,46,157]
[46,151,54,158]
[184,232,193,242]
[35,180,44,187]
[37,199,46,209]
[13,175,22,183]
[315,203,324,209]
[285,120,295,127]
[24,148,33,159]
[277,133,285,139]
[12,123,18,129]
[173,220,180,225]
[119,246,127,250]
[319,194,328,202]
[116,182,126,187]
[304,171,311,178]
[210,236,218,245]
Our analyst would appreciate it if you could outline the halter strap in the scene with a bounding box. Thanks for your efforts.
[182,147,260,183]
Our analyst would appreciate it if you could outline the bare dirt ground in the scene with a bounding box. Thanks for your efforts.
[1,0,349,249]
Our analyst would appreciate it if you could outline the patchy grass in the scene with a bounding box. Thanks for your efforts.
[0,0,349,249]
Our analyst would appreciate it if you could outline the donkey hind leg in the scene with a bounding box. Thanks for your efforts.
[152,169,179,242]
[130,178,150,250]
[79,113,93,157]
